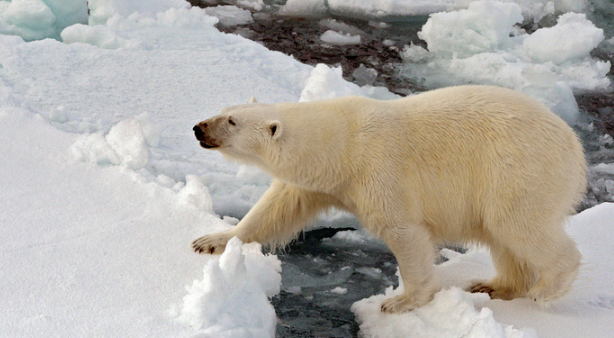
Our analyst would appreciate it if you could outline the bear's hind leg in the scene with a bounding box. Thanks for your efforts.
[470,244,537,300]
[527,233,581,304]
[478,214,581,304]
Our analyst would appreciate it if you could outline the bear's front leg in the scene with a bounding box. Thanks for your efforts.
[379,224,440,313]
[192,180,336,255]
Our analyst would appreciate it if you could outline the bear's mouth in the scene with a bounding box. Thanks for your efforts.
[200,141,219,149]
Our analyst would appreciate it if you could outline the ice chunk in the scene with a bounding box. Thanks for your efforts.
[299,64,364,102]
[0,0,88,41]
[279,0,328,18]
[320,30,361,45]
[44,0,88,31]
[327,0,452,19]
[330,286,347,294]
[418,1,523,58]
[0,0,57,41]
[319,18,365,36]
[523,13,604,64]
[592,163,614,175]
[401,0,611,123]
[176,237,281,337]
[236,0,264,11]
[205,5,253,26]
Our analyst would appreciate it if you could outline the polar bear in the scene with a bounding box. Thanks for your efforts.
[191,85,586,313]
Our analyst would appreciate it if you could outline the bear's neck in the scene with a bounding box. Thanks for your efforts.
[263,103,358,193]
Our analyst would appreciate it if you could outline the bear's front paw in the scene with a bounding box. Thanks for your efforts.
[380,294,425,313]
[192,232,233,255]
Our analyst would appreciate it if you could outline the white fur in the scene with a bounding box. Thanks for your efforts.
[192,85,586,313]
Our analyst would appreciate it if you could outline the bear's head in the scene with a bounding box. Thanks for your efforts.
[193,100,283,166]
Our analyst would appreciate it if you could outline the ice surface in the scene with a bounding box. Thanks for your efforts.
[175,237,281,337]
[401,0,611,123]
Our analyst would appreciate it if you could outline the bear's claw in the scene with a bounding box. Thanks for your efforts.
[191,232,233,255]
[470,282,495,296]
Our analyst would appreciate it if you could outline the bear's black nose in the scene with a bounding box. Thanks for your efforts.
[193,125,204,140]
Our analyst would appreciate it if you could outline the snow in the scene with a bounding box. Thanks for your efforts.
[174,237,281,337]
[1,0,614,337]
[353,287,538,338]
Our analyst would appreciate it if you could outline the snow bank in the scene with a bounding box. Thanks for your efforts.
[402,1,611,122]
[175,237,281,337]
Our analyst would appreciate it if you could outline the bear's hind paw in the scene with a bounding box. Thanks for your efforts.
[469,281,518,300]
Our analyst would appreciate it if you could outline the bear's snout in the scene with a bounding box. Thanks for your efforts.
[193,122,221,149]
[193,124,205,140]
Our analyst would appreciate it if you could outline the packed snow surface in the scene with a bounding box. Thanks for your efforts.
[1,0,613,337]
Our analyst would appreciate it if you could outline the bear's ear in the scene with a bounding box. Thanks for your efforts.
[269,120,282,140]
[249,97,258,104]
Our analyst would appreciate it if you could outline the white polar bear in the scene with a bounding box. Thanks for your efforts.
[192,85,586,313]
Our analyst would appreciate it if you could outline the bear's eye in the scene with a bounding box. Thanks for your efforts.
[228,118,236,126]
